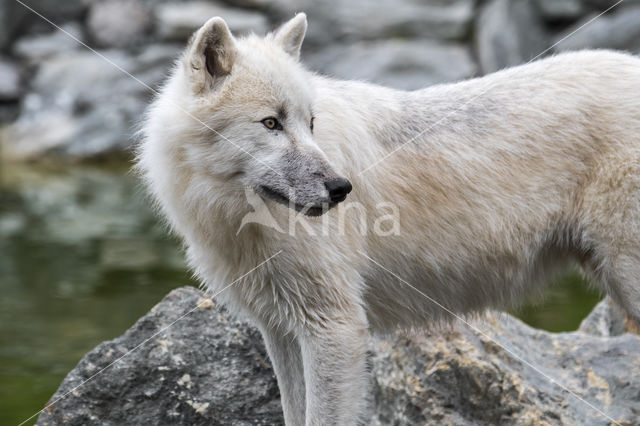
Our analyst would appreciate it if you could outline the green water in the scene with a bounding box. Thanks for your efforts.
[0,163,601,425]
[511,269,602,333]
[0,163,196,425]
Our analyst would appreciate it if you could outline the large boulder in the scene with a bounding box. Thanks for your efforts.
[584,0,640,9]
[370,300,640,425]
[0,0,89,51]
[534,0,587,21]
[271,0,475,48]
[12,24,85,64]
[36,287,283,426]
[2,44,180,160]
[0,1,29,51]
[155,1,269,41]
[0,56,22,123]
[37,287,640,425]
[553,5,640,53]
[0,57,23,101]
[475,0,549,74]
[306,40,477,91]
[24,0,90,24]
[87,0,154,49]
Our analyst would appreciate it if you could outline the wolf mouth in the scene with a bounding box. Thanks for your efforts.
[258,185,335,217]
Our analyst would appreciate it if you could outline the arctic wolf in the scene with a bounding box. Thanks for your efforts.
[138,13,640,425]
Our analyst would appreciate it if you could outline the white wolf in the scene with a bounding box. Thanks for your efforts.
[137,13,640,425]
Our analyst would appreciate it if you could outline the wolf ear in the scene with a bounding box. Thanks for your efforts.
[186,17,237,91]
[273,13,307,60]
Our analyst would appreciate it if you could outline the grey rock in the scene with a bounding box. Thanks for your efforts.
[583,0,639,9]
[370,303,640,425]
[3,44,181,160]
[535,0,587,20]
[38,289,640,425]
[307,40,477,91]
[219,0,278,8]
[0,57,22,101]
[36,286,283,426]
[9,0,90,37]
[12,23,85,63]
[273,0,474,47]
[0,104,19,124]
[553,5,640,53]
[6,0,640,162]
[27,0,90,23]
[579,296,638,337]
[87,0,154,48]
[475,0,549,74]
[0,1,29,51]
[155,1,269,41]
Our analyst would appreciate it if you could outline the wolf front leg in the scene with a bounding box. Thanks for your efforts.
[299,307,369,425]
[260,326,307,425]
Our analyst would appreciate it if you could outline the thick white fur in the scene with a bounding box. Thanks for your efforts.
[137,13,640,425]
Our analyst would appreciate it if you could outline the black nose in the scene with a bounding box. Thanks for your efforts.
[325,177,352,203]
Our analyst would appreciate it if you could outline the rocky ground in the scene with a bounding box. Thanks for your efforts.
[36,286,640,425]
[1,0,640,160]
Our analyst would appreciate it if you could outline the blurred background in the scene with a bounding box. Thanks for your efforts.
[1,0,638,423]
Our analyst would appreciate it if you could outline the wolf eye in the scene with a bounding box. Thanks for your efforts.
[310,117,315,132]
[261,117,282,131]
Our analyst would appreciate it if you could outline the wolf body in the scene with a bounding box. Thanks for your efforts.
[138,14,640,425]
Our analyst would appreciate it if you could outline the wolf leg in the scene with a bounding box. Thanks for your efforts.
[299,307,369,426]
[579,158,640,325]
[261,327,306,426]
[596,252,640,325]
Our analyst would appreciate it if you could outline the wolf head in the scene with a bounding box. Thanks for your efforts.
[145,13,351,219]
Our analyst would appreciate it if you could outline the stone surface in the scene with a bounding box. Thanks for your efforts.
[0,0,91,50]
[579,296,640,337]
[370,303,640,425]
[274,0,475,48]
[2,44,180,160]
[583,0,635,8]
[36,286,283,426]
[307,40,477,91]
[0,57,22,101]
[87,0,154,48]
[535,0,587,20]
[7,0,90,38]
[156,1,269,41]
[475,0,549,73]
[37,288,640,425]
[26,0,90,23]
[0,1,28,51]
[554,6,640,53]
[12,24,84,63]
[219,0,278,8]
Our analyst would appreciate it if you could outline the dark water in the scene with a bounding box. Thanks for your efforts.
[0,164,601,425]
